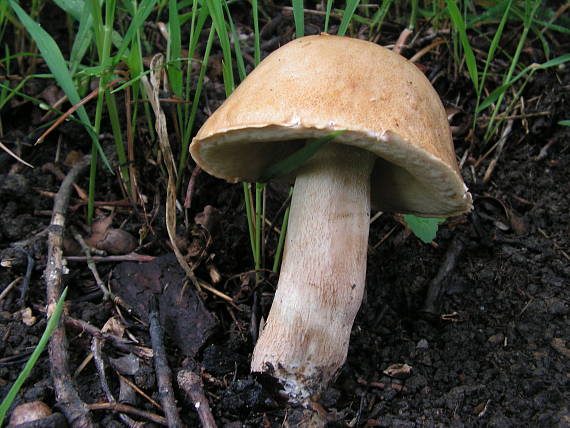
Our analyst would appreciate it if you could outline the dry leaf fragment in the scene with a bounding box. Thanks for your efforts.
[383,363,413,378]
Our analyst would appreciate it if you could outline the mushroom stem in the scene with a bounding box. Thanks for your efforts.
[251,143,376,402]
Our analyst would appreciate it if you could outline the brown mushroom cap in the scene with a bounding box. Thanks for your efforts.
[190,34,472,217]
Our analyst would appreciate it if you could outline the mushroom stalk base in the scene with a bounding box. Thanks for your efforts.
[251,143,375,403]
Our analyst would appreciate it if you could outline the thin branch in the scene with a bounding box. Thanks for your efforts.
[88,402,167,426]
[184,166,201,210]
[45,155,95,428]
[92,337,141,427]
[148,296,185,428]
[178,369,217,428]
[65,316,153,359]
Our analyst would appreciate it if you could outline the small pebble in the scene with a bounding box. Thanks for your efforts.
[488,333,505,345]
[416,339,429,349]
[9,401,51,425]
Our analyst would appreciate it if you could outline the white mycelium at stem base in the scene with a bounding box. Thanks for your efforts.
[251,143,376,402]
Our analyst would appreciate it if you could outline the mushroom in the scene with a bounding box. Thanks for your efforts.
[190,34,472,403]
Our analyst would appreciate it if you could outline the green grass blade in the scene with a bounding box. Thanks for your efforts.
[167,0,182,97]
[9,1,80,109]
[88,0,104,58]
[167,0,184,144]
[0,45,11,107]
[337,0,361,36]
[9,0,111,172]
[252,0,260,65]
[324,0,333,33]
[333,9,373,26]
[533,19,570,35]
[206,0,234,96]
[472,0,513,128]
[259,130,345,182]
[115,0,158,61]
[177,25,215,183]
[477,0,513,96]
[254,182,265,277]
[69,1,93,74]
[0,288,68,425]
[0,76,32,111]
[0,1,10,41]
[534,52,570,69]
[181,0,209,136]
[186,1,209,60]
[478,52,570,112]
[52,0,82,20]
[223,1,247,82]
[467,2,509,27]
[444,0,479,92]
[243,183,256,256]
[408,0,418,30]
[273,188,293,273]
[370,0,393,33]
[483,0,541,141]
[477,67,530,112]
[105,92,129,187]
[292,0,304,38]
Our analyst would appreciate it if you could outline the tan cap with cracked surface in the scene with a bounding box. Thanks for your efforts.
[190,34,472,217]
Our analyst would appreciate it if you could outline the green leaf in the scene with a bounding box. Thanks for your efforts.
[259,130,345,182]
[403,215,445,243]
[559,120,570,127]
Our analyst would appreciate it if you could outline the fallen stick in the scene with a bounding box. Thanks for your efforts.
[183,165,201,210]
[92,337,139,427]
[65,253,156,263]
[148,296,185,428]
[44,156,95,428]
[64,316,152,359]
[177,369,217,428]
[15,248,34,307]
[88,402,167,426]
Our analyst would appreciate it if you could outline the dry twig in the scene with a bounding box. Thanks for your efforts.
[71,226,111,300]
[148,296,185,428]
[45,155,95,427]
[65,253,156,263]
[184,165,202,210]
[482,120,514,183]
[178,369,217,428]
[0,277,21,303]
[65,316,152,359]
[92,337,141,427]
[88,402,167,426]
[15,248,33,307]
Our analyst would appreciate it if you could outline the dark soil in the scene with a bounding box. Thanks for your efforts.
[1,4,569,428]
